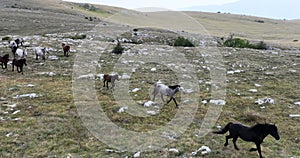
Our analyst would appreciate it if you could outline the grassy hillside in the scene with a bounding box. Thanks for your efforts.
[0,1,299,158]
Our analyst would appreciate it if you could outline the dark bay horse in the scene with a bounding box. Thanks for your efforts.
[213,122,280,158]
[62,43,70,57]
[103,74,119,89]
[12,58,27,74]
[0,54,9,69]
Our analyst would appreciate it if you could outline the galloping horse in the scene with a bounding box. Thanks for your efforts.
[0,54,9,69]
[213,122,280,158]
[152,81,182,108]
[103,74,119,89]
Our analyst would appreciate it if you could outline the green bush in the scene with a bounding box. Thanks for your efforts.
[173,37,194,47]
[2,36,11,41]
[252,41,268,50]
[68,34,87,40]
[111,42,124,54]
[223,37,267,50]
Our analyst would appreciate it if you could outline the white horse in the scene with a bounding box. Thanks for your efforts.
[9,41,18,57]
[152,80,182,107]
[15,48,28,59]
[34,47,48,61]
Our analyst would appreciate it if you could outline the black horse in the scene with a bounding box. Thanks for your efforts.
[0,54,9,69]
[213,122,280,158]
[12,58,27,74]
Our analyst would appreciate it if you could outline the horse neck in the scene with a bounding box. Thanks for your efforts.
[251,124,270,138]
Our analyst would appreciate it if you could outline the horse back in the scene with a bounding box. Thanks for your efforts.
[103,74,111,81]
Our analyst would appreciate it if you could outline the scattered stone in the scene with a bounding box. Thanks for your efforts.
[150,67,156,72]
[209,99,226,105]
[130,88,140,93]
[146,111,157,115]
[133,151,141,158]
[121,74,131,79]
[289,114,300,118]
[12,110,20,115]
[255,98,275,105]
[118,107,128,113]
[169,148,179,153]
[144,101,155,107]
[13,93,41,99]
[249,89,258,93]
[192,145,211,155]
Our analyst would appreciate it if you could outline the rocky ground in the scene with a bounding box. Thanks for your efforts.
[0,1,299,158]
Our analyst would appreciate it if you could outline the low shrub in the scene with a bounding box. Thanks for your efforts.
[173,36,194,47]
[222,34,267,50]
[112,42,124,54]
[68,34,87,40]
[2,36,11,41]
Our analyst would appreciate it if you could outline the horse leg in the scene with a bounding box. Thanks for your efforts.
[255,142,263,158]
[17,66,21,73]
[103,79,106,87]
[12,64,14,72]
[152,92,157,101]
[224,135,231,146]
[166,97,172,104]
[36,54,38,60]
[161,94,165,102]
[172,97,178,108]
[20,66,24,75]
[111,81,115,89]
[232,137,239,150]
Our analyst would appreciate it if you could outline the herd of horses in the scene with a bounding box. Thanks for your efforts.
[0,38,71,74]
[1,38,281,158]
[103,75,280,158]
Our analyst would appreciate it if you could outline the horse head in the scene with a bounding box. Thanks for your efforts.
[115,74,120,81]
[21,58,27,66]
[269,124,280,140]
[9,41,17,49]
[42,47,49,60]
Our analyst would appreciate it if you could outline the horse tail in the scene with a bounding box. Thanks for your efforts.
[213,122,233,134]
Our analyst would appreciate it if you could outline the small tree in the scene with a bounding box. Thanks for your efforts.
[111,41,124,54]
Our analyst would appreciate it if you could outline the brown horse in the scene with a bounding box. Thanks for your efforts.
[62,43,70,57]
[0,54,9,69]
[103,74,119,89]
[12,58,27,74]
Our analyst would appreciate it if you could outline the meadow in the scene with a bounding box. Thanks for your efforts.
[0,0,299,157]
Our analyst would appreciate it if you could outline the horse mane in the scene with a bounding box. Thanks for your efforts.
[250,123,272,132]
[168,85,180,90]
[2,54,9,59]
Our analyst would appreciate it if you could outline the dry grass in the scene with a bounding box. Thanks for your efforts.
[0,1,299,158]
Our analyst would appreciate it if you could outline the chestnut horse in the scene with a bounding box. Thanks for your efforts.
[62,43,70,57]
